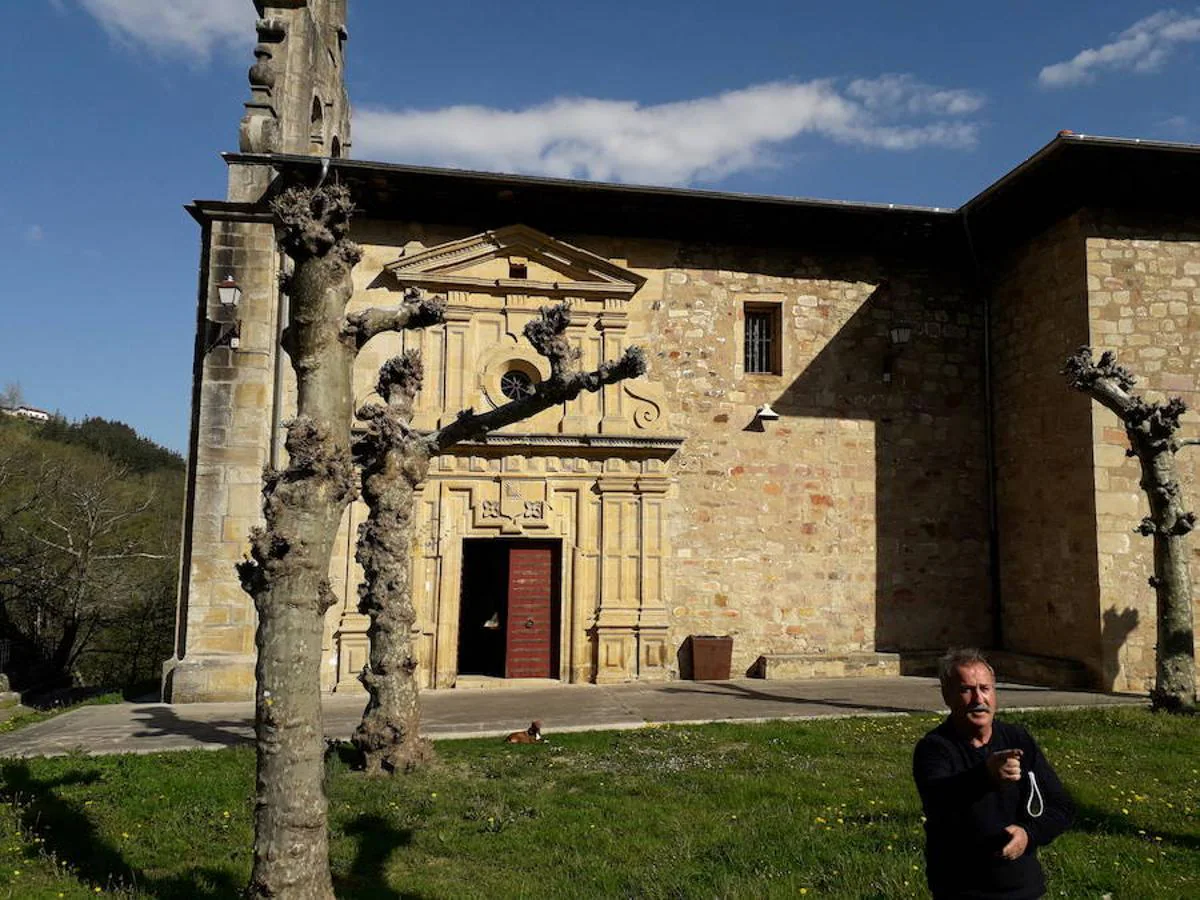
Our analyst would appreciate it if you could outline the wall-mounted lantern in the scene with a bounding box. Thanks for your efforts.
[217,275,242,308]
[205,274,243,353]
[756,403,781,421]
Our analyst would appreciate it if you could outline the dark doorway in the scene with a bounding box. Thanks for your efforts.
[458,539,561,679]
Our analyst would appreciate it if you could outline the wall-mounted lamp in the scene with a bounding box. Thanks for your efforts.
[883,323,913,383]
[756,403,780,421]
[217,275,242,308]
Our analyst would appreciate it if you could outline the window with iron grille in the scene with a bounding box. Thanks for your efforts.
[744,304,781,374]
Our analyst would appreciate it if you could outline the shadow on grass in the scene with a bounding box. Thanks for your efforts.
[1,761,240,897]
[1073,802,1200,852]
[336,813,421,900]
[329,740,363,770]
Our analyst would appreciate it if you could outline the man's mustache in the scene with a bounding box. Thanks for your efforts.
[966,703,990,713]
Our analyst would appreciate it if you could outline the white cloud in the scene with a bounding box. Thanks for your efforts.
[355,77,984,186]
[847,74,985,117]
[78,0,255,60]
[1156,114,1199,138]
[1039,10,1200,88]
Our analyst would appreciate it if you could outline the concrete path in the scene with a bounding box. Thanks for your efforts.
[0,676,1143,759]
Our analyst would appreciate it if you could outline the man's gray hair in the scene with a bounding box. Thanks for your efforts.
[938,648,994,689]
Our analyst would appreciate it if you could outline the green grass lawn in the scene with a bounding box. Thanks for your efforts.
[0,706,1196,898]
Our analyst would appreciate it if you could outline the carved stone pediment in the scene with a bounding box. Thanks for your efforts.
[383,224,646,298]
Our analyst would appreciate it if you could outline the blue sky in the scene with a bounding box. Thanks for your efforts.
[2,1,1198,453]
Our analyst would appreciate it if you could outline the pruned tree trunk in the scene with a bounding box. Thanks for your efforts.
[352,353,436,774]
[352,303,647,773]
[238,185,447,892]
[1064,347,1198,711]
[239,184,361,899]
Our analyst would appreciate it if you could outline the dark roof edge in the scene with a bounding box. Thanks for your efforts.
[221,151,957,218]
[961,132,1200,215]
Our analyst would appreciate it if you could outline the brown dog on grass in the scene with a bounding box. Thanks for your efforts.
[504,720,543,743]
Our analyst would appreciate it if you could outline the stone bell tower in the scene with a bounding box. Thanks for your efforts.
[165,1,354,702]
[239,0,351,161]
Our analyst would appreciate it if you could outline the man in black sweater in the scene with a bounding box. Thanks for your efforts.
[913,649,1074,899]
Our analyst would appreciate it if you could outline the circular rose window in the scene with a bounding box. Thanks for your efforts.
[500,369,536,401]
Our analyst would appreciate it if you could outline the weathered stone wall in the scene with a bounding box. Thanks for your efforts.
[175,209,994,698]
[1083,212,1200,692]
[988,214,1102,677]
[166,198,281,702]
[645,245,991,676]
[315,225,993,686]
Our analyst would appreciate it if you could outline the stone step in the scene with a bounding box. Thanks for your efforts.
[894,650,1097,690]
[452,676,564,691]
[750,652,901,680]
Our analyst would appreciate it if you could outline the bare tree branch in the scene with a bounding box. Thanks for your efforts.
[430,304,647,452]
[342,287,447,350]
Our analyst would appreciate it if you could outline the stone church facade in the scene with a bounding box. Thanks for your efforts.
[165,0,1200,701]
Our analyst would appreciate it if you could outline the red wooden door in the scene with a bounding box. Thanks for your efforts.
[505,546,553,678]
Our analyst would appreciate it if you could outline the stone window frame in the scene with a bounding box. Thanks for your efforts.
[735,295,786,378]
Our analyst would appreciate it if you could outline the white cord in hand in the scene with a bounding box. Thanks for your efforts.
[1026,770,1044,818]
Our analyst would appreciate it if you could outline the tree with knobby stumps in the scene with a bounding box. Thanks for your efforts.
[1063,346,1198,712]
[237,183,444,899]
[238,182,650,894]
[351,305,647,775]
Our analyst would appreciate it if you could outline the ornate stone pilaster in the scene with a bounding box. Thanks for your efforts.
[598,302,630,433]
[635,474,672,680]
[440,305,473,425]
[593,472,641,682]
[561,306,599,433]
